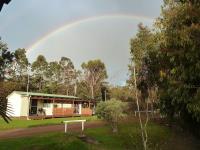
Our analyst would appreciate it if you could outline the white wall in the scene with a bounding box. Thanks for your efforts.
[63,104,72,108]
[20,96,30,117]
[43,103,53,116]
[54,103,72,108]
[7,93,22,117]
[7,92,75,117]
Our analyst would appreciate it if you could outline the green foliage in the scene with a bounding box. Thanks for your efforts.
[0,39,14,122]
[10,48,29,90]
[0,37,109,102]
[110,86,134,101]
[130,23,157,68]
[128,0,200,136]
[13,48,29,76]
[129,24,160,101]
[101,82,110,101]
[156,0,200,135]
[59,57,77,95]
[96,99,127,133]
[31,55,48,91]
[81,59,108,99]
[0,38,13,81]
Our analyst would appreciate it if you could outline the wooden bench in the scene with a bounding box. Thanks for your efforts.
[63,120,86,133]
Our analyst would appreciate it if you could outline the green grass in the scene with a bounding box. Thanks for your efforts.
[0,119,199,150]
[0,121,172,150]
[0,116,98,131]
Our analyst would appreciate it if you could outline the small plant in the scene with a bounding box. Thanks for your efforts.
[96,98,127,133]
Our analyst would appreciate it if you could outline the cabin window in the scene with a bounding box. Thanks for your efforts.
[43,100,51,108]
[82,102,89,108]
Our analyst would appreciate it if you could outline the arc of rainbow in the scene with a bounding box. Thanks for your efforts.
[27,13,154,54]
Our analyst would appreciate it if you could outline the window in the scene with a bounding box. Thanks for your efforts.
[43,100,51,108]
[82,102,89,108]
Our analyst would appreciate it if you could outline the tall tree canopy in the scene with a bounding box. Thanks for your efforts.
[44,61,61,94]
[129,23,159,102]
[31,55,48,91]
[12,48,29,81]
[0,38,13,81]
[0,38,13,122]
[81,59,108,99]
[59,57,76,95]
[128,0,200,135]
[157,0,200,132]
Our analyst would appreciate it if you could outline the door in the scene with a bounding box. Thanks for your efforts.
[74,103,79,114]
[29,100,38,115]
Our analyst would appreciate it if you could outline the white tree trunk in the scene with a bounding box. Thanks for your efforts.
[133,65,148,150]
[91,85,94,99]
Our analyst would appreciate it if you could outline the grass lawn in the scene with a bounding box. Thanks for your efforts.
[0,119,199,150]
[0,121,167,150]
[0,116,98,131]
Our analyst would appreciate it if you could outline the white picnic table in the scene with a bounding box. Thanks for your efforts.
[63,120,86,133]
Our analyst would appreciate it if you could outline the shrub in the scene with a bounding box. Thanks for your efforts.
[96,98,127,133]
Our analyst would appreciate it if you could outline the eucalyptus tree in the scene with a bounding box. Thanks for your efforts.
[11,48,29,90]
[129,23,160,150]
[31,55,48,92]
[59,57,76,95]
[0,38,14,122]
[156,0,200,135]
[44,61,61,93]
[0,38,13,81]
[81,59,107,99]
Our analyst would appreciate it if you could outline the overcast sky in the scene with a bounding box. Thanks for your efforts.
[0,0,163,86]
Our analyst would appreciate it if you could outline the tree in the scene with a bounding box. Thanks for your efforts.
[129,23,160,150]
[43,61,61,94]
[81,59,108,99]
[155,0,200,135]
[31,55,48,91]
[110,86,134,102]
[0,38,13,122]
[0,38,13,81]
[59,57,76,95]
[10,48,29,90]
[13,48,29,78]
[96,99,127,133]
[101,82,110,101]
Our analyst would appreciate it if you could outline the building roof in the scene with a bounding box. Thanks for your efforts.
[12,91,79,99]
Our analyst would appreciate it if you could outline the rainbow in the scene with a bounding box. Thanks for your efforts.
[27,13,154,53]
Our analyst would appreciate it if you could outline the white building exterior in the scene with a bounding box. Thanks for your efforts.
[6,91,94,118]
[7,91,30,117]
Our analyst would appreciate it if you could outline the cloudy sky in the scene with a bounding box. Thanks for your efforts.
[0,0,163,86]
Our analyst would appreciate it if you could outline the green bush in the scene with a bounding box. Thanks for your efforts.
[96,99,127,133]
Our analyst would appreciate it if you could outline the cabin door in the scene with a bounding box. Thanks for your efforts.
[29,100,38,115]
[74,103,81,115]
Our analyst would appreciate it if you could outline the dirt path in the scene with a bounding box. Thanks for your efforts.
[0,121,105,140]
